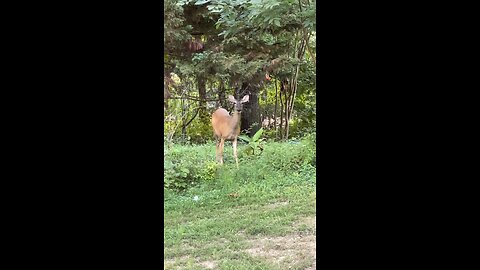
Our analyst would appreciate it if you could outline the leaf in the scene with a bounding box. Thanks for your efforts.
[238,135,251,142]
[195,0,211,5]
[273,19,281,27]
[252,128,264,142]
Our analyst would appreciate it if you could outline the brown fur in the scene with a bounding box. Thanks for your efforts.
[211,108,241,140]
[211,95,249,168]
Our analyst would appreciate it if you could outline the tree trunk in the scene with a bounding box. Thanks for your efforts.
[280,79,290,140]
[197,75,207,119]
[164,84,170,111]
[262,85,268,127]
[181,94,187,141]
[279,83,284,140]
[218,80,227,108]
[274,79,278,137]
[284,80,290,140]
[239,83,261,137]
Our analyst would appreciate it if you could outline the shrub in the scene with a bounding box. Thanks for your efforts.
[164,144,218,190]
[238,128,266,156]
[186,117,213,144]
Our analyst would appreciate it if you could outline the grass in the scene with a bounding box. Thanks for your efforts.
[164,138,316,270]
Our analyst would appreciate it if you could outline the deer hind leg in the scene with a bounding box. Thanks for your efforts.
[219,137,225,165]
[233,137,239,168]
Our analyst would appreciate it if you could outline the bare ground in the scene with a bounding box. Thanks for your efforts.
[245,215,316,270]
[164,214,316,270]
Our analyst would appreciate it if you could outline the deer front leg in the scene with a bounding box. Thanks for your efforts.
[233,137,239,168]
[219,137,225,165]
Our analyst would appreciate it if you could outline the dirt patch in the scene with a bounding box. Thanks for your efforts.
[264,201,289,210]
[163,255,189,269]
[164,259,175,269]
[164,256,218,270]
[245,233,316,269]
[198,260,218,269]
[295,216,316,231]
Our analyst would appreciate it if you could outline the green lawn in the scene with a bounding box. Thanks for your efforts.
[164,140,316,270]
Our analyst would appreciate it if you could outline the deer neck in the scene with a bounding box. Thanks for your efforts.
[231,111,241,133]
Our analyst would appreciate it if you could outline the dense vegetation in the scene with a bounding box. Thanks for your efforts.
[164,0,316,144]
[164,132,315,190]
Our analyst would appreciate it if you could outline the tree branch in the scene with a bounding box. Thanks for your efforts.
[168,95,222,102]
[184,108,200,127]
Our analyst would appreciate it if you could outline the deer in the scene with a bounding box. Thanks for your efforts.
[211,94,249,168]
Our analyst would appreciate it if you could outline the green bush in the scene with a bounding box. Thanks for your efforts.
[249,140,315,173]
[239,128,266,156]
[164,144,218,190]
[186,117,214,144]
[164,132,316,191]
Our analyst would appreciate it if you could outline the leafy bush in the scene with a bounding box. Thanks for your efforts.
[252,140,315,173]
[186,117,214,144]
[238,128,265,156]
[164,144,218,190]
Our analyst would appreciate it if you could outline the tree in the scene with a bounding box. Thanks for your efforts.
[164,0,316,143]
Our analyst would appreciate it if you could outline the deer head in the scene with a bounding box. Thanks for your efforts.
[228,94,249,112]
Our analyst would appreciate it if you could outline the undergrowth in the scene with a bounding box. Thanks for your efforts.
[163,134,317,270]
[164,134,316,191]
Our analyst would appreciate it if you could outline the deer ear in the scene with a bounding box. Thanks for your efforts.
[228,95,237,103]
[240,95,249,103]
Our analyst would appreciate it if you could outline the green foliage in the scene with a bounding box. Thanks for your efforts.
[250,137,316,174]
[186,116,214,144]
[164,144,219,190]
[238,127,265,156]
[164,0,192,47]
[164,133,316,191]
[164,0,316,144]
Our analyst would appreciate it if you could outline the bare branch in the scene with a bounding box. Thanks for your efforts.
[168,95,223,102]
